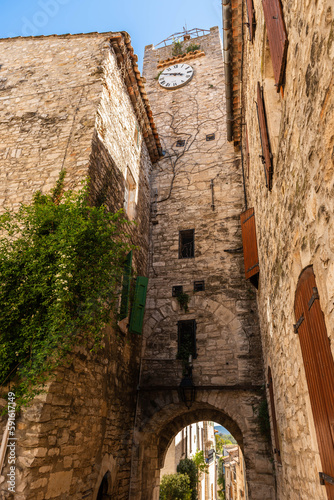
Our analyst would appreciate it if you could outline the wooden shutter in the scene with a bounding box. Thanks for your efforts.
[240,208,259,288]
[129,276,148,334]
[245,0,256,42]
[262,0,288,90]
[119,250,132,320]
[267,366,282,463]
[294,267,334,498]
[256,82,272,190]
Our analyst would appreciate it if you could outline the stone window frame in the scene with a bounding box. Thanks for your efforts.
[124,166,138,220]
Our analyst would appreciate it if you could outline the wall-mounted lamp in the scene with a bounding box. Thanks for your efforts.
[178,355,196,409]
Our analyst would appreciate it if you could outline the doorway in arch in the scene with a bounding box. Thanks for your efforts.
[96,471,111,500]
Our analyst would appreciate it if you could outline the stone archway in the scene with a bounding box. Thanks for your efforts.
[96,471,111,500]
[129,389,276,500]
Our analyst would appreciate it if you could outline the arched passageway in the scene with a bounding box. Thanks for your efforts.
[129,390,276,500]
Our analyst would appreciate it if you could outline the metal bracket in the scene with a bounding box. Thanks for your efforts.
[246,263,259,273]
[293,314,304,334]
[224,247,243,254]
[243,212,255,224]
[308,287,319,310]
[319,472,334,486]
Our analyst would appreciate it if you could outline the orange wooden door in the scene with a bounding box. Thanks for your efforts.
[294,266,334,499]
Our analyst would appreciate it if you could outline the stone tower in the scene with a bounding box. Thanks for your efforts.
[129,27,275,499]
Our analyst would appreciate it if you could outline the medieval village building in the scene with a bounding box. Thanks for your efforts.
[0,0,334,497]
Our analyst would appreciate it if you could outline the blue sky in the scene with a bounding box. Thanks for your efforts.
[0,0,222,69]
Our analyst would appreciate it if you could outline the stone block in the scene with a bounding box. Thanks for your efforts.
[45,471,73,499]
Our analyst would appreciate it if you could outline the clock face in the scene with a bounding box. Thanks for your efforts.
[158,64,194,89]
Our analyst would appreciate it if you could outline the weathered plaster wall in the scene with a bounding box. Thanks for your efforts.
[241,1,334,498]
[0,33,152,499]
[133,27,275,500]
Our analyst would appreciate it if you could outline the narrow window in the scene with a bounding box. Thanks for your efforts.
[119,250,132,320]
[177,319,197,360]
[194,280,205,292]
[134,125,140,147]
[240,208,259,288]
[206,133,215,141]
[267,366,282,464]
[179,229,195,259]
[256,82,272,190]
[294,266,334,494]
[176,139,185,147]
[124,167,137,220]
[172,285,183,297]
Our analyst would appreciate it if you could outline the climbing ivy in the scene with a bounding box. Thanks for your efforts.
[176,292,190,313]
[0,172,134,409]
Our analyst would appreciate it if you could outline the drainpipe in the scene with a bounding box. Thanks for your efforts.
[223,0,233,142]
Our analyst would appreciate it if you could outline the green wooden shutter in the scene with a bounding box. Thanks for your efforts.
[119,251,132,320]
[129,276,148,334]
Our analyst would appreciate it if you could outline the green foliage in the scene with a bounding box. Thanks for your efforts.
[193,450,208,476]
[176,292,190,313]
[0,172,134,409]
[192,451,209,496]
[159,473,192,500]
[186,44,200,53]
[216,456,226,499]
[254,398,271,442]
[215,433,237,454]
[172,40,184,56]
[177,458,197,500]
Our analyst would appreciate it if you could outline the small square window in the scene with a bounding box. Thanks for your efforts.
[176,140,185,147]
[194,281,205,292]
[179,229,194,259]
[177,319,197,360]
[206,133,215,141]
[172,285,183,297]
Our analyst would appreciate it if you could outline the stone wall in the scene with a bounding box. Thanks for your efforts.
[240,0,334,498]
[0,33,153,499]
[130,27,275,500]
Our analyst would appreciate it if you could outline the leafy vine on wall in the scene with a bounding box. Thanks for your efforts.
[0,172,134,410]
